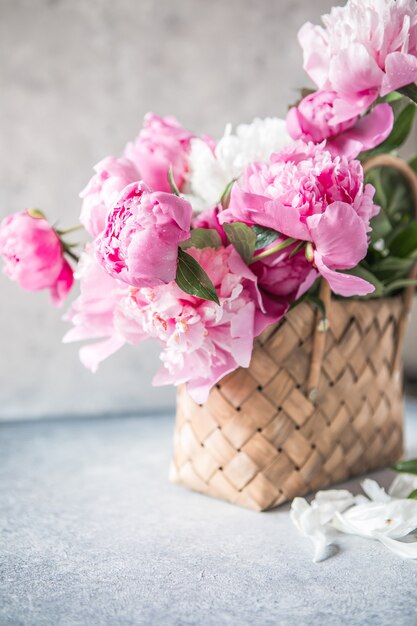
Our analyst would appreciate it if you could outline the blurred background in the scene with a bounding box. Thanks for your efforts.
[1,0,416,421]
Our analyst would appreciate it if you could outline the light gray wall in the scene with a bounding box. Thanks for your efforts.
[0,0,415,420]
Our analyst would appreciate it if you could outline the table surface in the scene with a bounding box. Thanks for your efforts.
[1,401,417,626]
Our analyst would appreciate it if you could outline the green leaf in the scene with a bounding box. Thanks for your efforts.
[223,222,256,264]
[181,228,222,250]
[408,489,417,500]
[372,256,415,278]
[365,164,415,250]
[392,459,417,475]
[389,222,417,258]
[361,99,416,157]
[409,154,417,175]
[251,225,280,250]
[168,166,181,197]
[384,278,417,294]
[175,248,219,304]
[378,91,403,103]
[398,83,417,105]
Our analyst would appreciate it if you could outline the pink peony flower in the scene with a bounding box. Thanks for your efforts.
[220,142,379,296]
[0,210,74,306]
[251,244,317,300]
[287,91,394,159]
[298,0,417,122]
[95,181,193,288]
[63,246,145,372]
[124,113,194,193]
[80,156,140,238]
[128,246,287,403]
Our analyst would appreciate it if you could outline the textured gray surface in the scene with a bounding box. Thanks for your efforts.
[1,402,417,626]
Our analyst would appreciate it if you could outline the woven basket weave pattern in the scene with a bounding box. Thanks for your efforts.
[170,296,404,511]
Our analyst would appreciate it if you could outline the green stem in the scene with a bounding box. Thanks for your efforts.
[289,241,306,258]
[57,224,85,236]
[250,237,297,263]
[64,247,80,263]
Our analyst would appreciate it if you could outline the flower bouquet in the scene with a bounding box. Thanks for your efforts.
[1,0,417,510]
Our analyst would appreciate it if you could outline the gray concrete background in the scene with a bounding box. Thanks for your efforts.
[0,0,415,420]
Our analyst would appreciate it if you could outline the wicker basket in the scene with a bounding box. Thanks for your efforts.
[170,155,417,511]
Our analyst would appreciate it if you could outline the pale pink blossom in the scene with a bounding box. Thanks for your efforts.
[65,245,287,402]
[0,210,74,306]
[63,246,146,372]
[287,91,394,158]
[80,156,140,237]
[95,181,192,288]
[298,0,417,122]
[124,113,194,193]
[220,142,379,296]
[130,247,286,403]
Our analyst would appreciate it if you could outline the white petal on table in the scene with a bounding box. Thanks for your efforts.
[291,475,417,562]
[361,478,391,503]
[333,499,417,539]
[388,473,417,499]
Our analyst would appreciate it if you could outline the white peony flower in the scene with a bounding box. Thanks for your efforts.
[186,117,290,211]
[290,474,417,562]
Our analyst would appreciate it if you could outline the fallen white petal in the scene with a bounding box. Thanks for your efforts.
[389,474,417,499]
[376,534,417,559]
[290,498,334,562]
[291,476,417,563]
[313,489,358,521]
[333,499,417,539]
[361,478,391,503]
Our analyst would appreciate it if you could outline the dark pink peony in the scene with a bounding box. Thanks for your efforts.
[95,181,192,288]
[287,91,394,159]
[0,210,73,306]
[220,142,379,297]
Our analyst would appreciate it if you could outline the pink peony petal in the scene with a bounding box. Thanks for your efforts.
[306,201,368,270]
[382,52,417,96]
[329,44,384,98]
[50,260,74,307]
[298,22,330,90]
[327,103,394,159]
[263,199,311,241]
[313,253,375,297]
[79,336,126,373]
[220,185,272,227]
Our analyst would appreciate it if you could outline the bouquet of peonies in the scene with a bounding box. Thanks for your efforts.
[1,0,417,405]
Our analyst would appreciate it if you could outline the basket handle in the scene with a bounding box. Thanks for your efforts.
[307,154,417,399]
